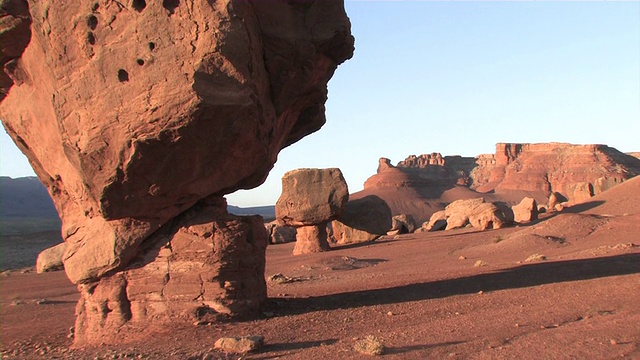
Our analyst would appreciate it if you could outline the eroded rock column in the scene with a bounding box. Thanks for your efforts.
[74,197,268,345]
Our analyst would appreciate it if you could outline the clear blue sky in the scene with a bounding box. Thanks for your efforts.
[2,1,639,207]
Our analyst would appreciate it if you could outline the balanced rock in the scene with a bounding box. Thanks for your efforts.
[36,242,66,273]
[512,197,538,223]
[276,168,349,254]
[331,195,392,245]
[0,0,353,345]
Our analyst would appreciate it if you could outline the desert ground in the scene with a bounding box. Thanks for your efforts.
[2,191,639,359]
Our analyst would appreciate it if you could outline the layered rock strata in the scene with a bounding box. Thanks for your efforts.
[0,0,353,344]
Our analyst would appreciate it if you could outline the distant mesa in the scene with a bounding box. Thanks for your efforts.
[353,143,640,224]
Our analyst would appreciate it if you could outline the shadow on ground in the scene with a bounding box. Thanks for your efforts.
[267,253,640,315]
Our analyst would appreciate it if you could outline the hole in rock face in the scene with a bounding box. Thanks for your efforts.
[87,15,98,30]
[148,42,156,51]
[92,3,99,12]
[117,69,129,82]
[162,0,179,14]
[136,59,145,66]
[87,32,96,45]
[132,0,146,12]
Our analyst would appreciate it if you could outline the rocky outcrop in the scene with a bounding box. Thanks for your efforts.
[470,143,640,202]
[35,242,66,273]
[0,0,353,345]
[356,143,640,223]
[512,197,538,223]
[276,168,349,254]
[331,195,392,244]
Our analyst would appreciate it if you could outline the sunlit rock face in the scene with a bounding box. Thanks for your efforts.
[0,0,353,344]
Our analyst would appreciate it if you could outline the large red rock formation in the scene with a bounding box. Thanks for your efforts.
[356,143,640,223]
[0,0,353,344]
[471,143,640,197]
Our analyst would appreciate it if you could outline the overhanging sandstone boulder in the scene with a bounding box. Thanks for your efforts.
[0,0,353,344]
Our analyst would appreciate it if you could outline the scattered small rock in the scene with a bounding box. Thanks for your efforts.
[354,335,385,356]
[268,273,296,284]
[458,256,466,260]
[524,254,546,262]
[214,335,264,354]
[610,339,617,345]
[474,260,487,267]
[386,311,393,317]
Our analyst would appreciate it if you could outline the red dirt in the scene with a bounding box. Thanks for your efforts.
[2,182,640,359]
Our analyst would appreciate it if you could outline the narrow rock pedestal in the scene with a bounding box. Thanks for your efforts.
[73,198,268,345]
[293,223,331,255]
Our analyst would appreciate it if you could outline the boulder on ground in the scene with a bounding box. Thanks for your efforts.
[265,221,296,244]
[548,192,567,211]
[36,243,66,273]
[445,198,512,231]
[389,214,417,235]
[467,203,511,230]
[512,197,538,223]
[445,198,486,230]
[331,196,392,245]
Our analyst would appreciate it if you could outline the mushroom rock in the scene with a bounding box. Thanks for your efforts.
[275,168,349,255]
[0,0,353,345]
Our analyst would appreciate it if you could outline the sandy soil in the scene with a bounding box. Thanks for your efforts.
[1,197,639,359]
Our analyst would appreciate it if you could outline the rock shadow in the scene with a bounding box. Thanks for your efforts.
[267,253,640,315]
[252,339,338,359]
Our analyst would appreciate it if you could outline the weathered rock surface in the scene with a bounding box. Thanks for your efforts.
[265,221,296,244]
[445,198,511,231]
[0,0,31,101]
[276,168,349,254]
[512,197,538,223]
[421,210,447,232]
[35,242,66,273]
[74,197,269,345]
[331,195,392,244]
[276,168,349,227]
[214,335,265,354]
[0,0,353,345]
